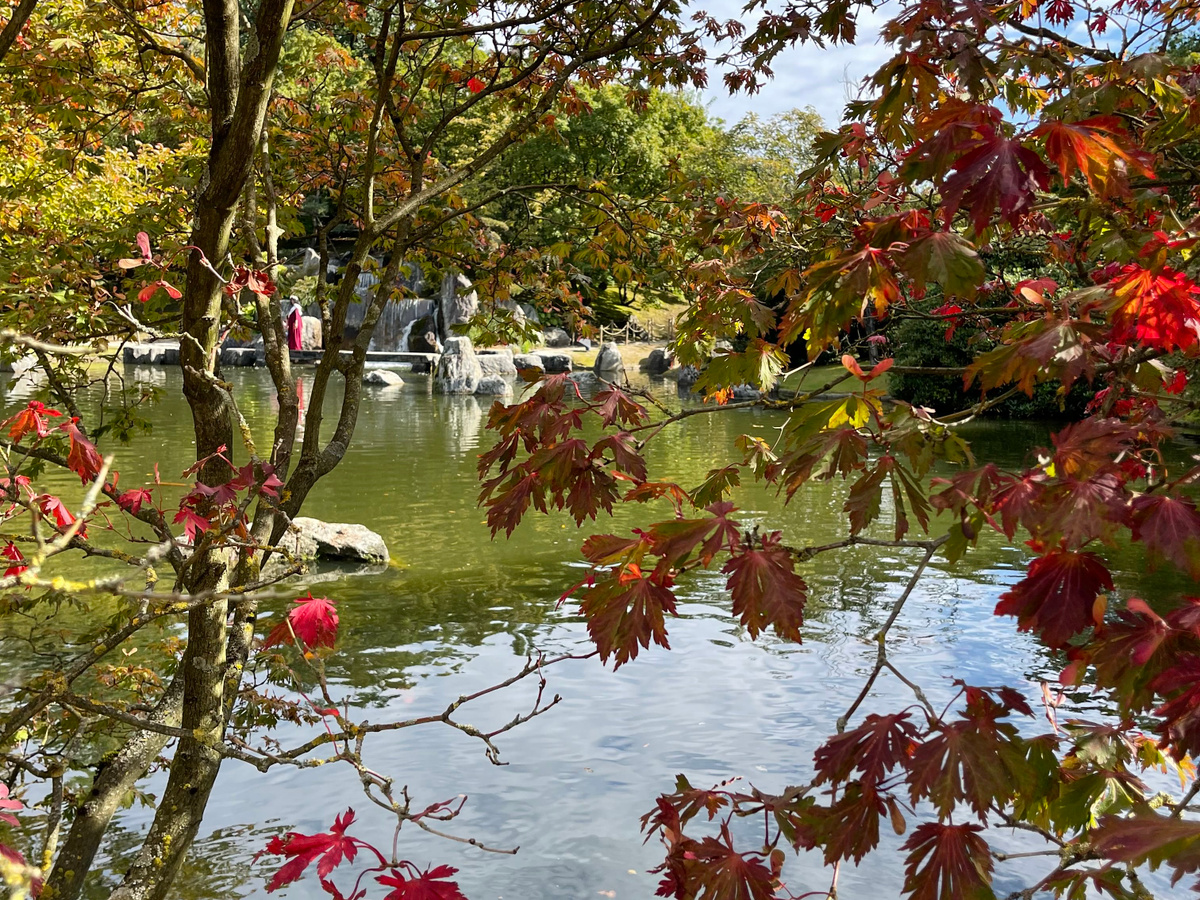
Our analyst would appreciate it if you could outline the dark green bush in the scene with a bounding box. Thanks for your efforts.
[887,300,1093,420]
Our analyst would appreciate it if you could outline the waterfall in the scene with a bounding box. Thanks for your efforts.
[367,297,438,351]
[398,319,416,353]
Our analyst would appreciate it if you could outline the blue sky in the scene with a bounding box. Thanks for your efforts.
[694,0,894,128]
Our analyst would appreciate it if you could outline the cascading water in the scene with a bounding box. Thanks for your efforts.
[367,297,438,352]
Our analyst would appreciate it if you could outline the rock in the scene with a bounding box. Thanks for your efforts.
[593,342,625,379]
[220,347,258,367]
[363,369,404,387]
[301,315,323,350]
[407,316,441,354]
[536,352,572,374]
[731,384,761,401]
[440,273,478,340]
[519,303,541,324]
[640,347,674,375]
[569,371,598,386]
[123,342,180,365]
[676,364,700,388]
[279,517,389,564]
[543,327,572,348]
[478,348,517,378]
[436,336,482,394]
[475,375,513,398]
[513,353,545,374]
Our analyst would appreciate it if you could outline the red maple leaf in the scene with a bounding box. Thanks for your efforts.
[686,823,779,900]
[2,542,27,579]
[994,549,1114,648]
[1107,264,1200,353]
[940,131,1051,234]
[376,864,467,900]
[1131,494,1200,578]
[263,593,339,650]
[721,531,807,642]
[901,822,994,900]
[263,809,360,892]
[173,506,211,544]
[813,711,920,786]
[641,774,731,835]
[37,493,84,536]
[60,418,103,484]
[1092,811,1200,888]
[117,487,155,515]
[579,564,677,666]
[1034,116,1152,196]
[466,77,486,94]
[3,401,61,441]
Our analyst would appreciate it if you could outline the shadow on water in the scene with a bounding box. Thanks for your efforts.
[1,366,1192,900]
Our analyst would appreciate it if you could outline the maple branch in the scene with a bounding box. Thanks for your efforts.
[836,538,946,733]
[0,0,37,65]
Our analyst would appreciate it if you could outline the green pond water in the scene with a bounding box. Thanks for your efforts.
[0,363,1191,900]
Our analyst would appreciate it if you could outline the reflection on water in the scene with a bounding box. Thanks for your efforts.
[0,366,1189,900]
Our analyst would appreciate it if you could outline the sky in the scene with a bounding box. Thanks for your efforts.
[693,0,895,128]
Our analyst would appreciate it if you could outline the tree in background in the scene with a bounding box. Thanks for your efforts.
[0,1,711,898]
[479,0,1200,897]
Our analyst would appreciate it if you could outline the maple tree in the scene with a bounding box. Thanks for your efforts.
[7,0,1200,897]
[0,0,710,898]
[467,1,1200,899]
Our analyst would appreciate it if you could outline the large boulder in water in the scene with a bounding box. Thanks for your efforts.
[475,375,513,398]
[363,369,404,387]
[478,348,517,378]
[440,273,478,340]
[279,517,389,564]
[536,352,572,374]
[593,342,625,380]
[640,347,673,375]
[436,336,482,394]
[513,353,545,374]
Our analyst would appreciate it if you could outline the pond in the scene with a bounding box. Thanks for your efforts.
[0,363,1189,900]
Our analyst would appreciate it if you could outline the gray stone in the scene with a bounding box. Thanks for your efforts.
[301,315,323,351]
[363,369,404,386]
[593,342,625,378]
[569,371,599,386]
[675,364,700,388]
[475,375,514,398]
[513,353,546,373]
[731,384,761,401]
[440,273,478,340]
[542,327,572,348]
[478,348,517,378]
[123,342,180,365]
[536,352,572,374]
[641,347,673,375]
[436,336,482,394]
[220,347,258,367]
[279,517,389,564]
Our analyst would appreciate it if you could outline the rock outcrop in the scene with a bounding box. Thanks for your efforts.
[542,327,572,348]
[278,517,390,564]
[440,273,478,340]
[593,342,625,381]
[475,375,514,397]
[436,336,482,394]
[477,348,518,378]
[363,369,404,386]
[640,347,673,375]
